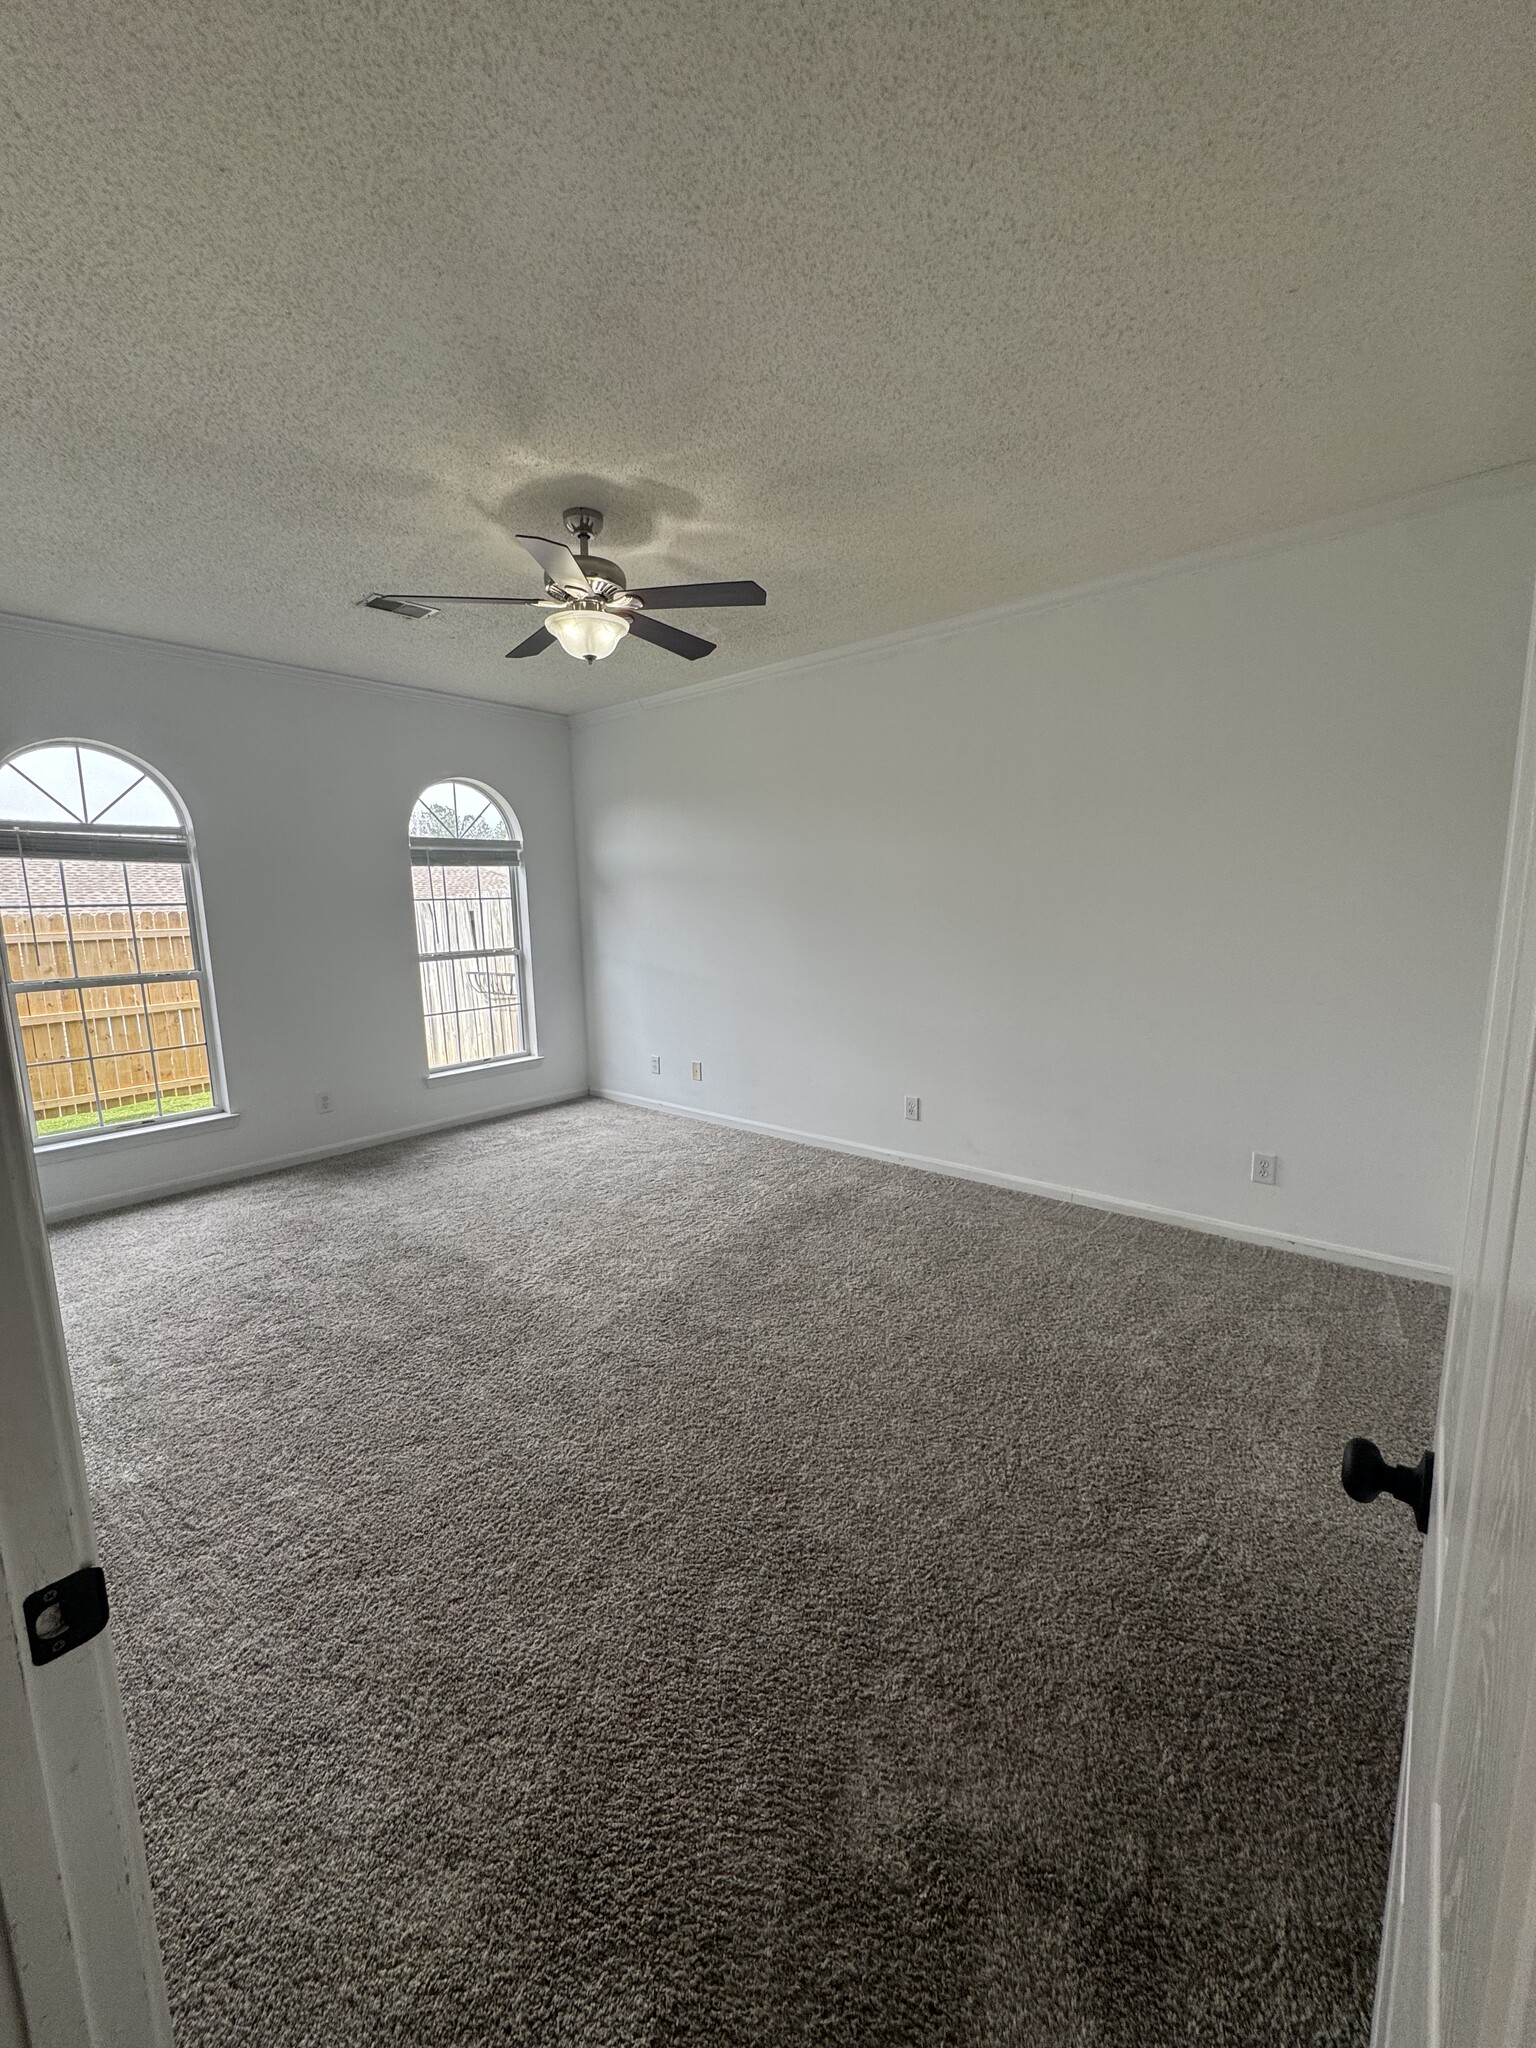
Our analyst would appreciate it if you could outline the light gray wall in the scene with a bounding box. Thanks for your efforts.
[573,484,1536,1277]
[0,617,587,1217]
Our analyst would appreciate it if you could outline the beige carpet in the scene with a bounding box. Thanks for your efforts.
[50,1099,1440,2046]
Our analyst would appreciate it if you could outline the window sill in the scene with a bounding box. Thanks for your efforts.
[424,1055,543,1087]
[34,1110,239,1156]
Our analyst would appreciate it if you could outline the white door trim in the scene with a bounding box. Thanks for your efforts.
[0,1021,171,2045]
[1372,564,1536,2044]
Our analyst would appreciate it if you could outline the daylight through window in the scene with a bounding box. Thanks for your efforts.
[410,780,533,1072]
[0,742,223,1143]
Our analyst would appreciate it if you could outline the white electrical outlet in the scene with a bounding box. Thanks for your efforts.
[1251,1151,1277,1185]
[904,1095,921,1122]
[691,1061,703,1082]
[649,1055,661,1076]
[315,1091,334,1115]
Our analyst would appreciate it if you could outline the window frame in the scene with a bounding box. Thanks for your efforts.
[0,741,230,1148]
[408,779,537,1077]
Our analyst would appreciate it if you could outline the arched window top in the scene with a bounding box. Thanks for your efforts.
[0,741,184,833]
[409,779,518,845]
[408,777,533,1073]
[1,738,224,1144]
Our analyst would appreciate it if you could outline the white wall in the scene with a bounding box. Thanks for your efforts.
[573,484,1536,1277]
[0,616,588,1217]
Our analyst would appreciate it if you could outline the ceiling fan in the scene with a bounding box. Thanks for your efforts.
[362,508,766,665]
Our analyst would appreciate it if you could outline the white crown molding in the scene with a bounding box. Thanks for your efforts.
[0,609,571,726]
[4,457,1532,735]
[574,457,1536,729]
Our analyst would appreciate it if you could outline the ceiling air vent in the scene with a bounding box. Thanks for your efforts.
[360,594,439,620]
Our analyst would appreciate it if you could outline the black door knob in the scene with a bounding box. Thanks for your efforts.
[1341,1437,1434,1535]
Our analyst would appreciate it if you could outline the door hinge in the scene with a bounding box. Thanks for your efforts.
[23,1566,110,1666]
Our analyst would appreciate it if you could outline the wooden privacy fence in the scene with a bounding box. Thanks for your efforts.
[2,907,211,1122]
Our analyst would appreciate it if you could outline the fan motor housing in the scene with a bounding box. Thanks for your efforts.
[363,502,760,665]
[571,554,626,591]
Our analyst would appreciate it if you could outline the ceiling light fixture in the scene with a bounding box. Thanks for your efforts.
[545,606,630,665]
[365,507,766,668]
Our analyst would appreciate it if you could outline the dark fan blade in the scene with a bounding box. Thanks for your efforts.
[515,533,592,595]
[506,626,556,659]
[629,580,766,610]
[370,593,543,606]
[626,612,716,661]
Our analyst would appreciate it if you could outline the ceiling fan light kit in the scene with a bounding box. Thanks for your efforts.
[363,506,766,667]
[547,606,630,662]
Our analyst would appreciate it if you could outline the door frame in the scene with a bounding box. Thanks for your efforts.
[0,1015,170,2045]
[1372,572,1536,2042]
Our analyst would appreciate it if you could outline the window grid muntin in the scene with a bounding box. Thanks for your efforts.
[3,851,214,1135]
[412,855,527,1072]
[2,793,221,1141]
[409,779,513,844]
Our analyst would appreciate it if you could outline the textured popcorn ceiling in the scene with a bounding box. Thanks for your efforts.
[3,1,1535,714]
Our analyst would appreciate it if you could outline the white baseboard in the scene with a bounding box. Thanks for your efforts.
[596,1089,1454,1286]
[43,1088,589,1223]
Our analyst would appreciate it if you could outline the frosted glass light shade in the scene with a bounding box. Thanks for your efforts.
[547,608,630,662]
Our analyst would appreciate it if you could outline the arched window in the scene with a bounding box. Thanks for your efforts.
[0,741,224,1143]
[409,779,535,1072]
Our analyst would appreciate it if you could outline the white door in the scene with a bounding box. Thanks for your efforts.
[0,1025,170,2043]
[1373,589,1536,2047]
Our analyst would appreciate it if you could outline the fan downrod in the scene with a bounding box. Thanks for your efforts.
[363,510,763,664]
[560,506,626,592]
[563,506,604,548]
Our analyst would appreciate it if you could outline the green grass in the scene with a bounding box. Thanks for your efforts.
[35,1087,215,1138]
